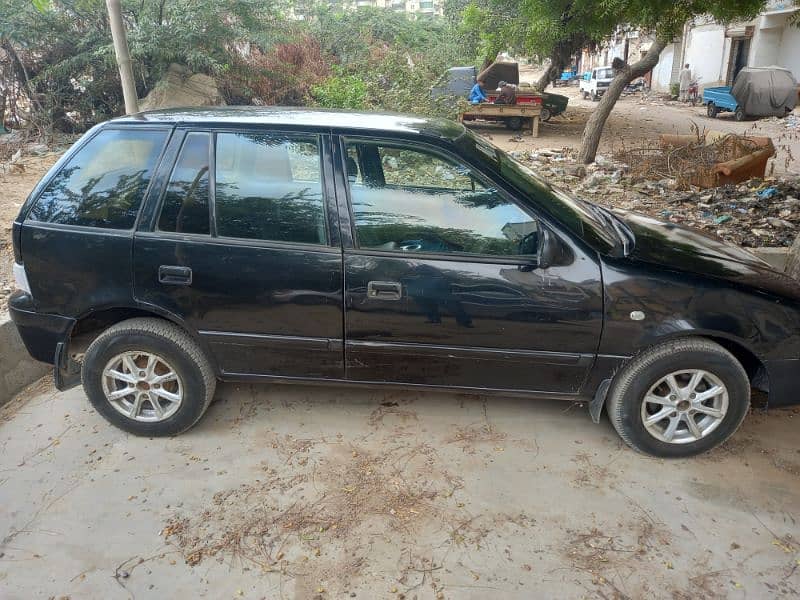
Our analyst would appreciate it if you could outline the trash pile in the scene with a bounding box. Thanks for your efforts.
[614,133,764,189]
[520,147,800,247]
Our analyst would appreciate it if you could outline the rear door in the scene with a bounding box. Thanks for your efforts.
[336,137,603,395]
[133,128,344,379]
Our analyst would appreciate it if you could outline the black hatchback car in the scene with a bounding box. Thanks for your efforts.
[10,107,800,457]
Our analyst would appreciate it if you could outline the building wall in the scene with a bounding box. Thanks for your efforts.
[651,43,675,92]
[777,23,800,78]
[684,23,728,87]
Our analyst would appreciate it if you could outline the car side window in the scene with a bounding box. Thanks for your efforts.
[158,132,210,235]
[28,128,167,229]
[345,141,539,257]
[214,132,327,245]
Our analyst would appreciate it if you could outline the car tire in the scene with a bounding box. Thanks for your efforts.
[735,107,745,121]
[583,91,590,100]
[540,107,552,122]
[707,102,718,118]
[82,317,216,436]
[505,116,523,131]
[606,337,750,458]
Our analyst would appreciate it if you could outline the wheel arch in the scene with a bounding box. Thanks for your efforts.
[58,304,220,389]
[590,331,768,423]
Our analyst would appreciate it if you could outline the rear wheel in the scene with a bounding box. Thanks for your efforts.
[82,318,216,436]
[735,107,745,121]
[505,116,523,131]
[606,338,750,458]
[540,107,552,122]
[583,91,590,100]
[707,102,718,118]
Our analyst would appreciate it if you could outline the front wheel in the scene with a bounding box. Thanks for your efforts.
[606,338,750,458]
[82,318,216,436]
[540,107,552,122]
[735,107,745,121]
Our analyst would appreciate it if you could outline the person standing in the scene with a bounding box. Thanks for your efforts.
[469,78,487,104]
[679,64,692,102]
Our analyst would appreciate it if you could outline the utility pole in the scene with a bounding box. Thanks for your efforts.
[105,0,138,114]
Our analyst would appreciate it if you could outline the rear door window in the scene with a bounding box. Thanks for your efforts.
[157,132,211,235]
[214,132,327,244]
[28,128,167,229]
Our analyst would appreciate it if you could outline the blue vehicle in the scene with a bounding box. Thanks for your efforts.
[553,68,577,87]
[703,67,798,121]
[702,86,744,121]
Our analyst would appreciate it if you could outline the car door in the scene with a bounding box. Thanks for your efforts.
[133,128,344,379]
[336,137,603,395]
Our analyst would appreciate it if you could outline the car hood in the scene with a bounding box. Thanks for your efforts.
[615,210,800,300]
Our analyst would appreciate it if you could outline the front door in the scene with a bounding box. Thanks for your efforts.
[338,138,603,395]
[134,128,344,379]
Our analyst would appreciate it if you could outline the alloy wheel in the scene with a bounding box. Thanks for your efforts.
[101,351,183,422]
[640,369,729,444]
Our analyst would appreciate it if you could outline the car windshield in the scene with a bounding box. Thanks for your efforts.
[596,68,614,80]
[456,131,630,256]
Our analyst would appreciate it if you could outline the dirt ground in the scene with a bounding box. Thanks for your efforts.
[1,380,799,599]
[476,80,800,177]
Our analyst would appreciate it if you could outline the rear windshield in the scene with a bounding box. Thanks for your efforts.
[28,128,167,230]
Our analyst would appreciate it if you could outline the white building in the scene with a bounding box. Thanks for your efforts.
[650,1,800,93]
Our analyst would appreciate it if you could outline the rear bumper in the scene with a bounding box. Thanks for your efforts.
[8,291,75,365]
[763,358,800,407]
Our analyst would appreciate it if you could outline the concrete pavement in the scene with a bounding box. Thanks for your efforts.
[1,380,799,599]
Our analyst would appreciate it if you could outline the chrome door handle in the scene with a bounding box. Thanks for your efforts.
[158,265,192,286]
[367,281,402,301]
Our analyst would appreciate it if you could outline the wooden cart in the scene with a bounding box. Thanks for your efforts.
[459,103,542,137]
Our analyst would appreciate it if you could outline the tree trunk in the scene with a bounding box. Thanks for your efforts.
[536,58,563,91]
[577,37,668,164]
[785,233,800,278]
[106,0,138,114]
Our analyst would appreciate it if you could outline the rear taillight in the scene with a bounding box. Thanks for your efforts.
[13,262,31,295]
[12,221,22,263]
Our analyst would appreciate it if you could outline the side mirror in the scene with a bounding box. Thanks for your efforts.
[537,228,566,270]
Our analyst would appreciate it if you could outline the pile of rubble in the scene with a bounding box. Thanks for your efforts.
[521,148,800,247]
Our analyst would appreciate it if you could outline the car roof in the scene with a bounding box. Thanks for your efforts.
[111,106,467,141]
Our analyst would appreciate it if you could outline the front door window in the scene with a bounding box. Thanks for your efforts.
[345,141,539,257]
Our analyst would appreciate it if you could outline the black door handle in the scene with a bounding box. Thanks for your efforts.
[158,265,192,286]
[367,280,402,301]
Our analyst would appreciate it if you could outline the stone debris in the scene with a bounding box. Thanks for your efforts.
[519,147,800,248]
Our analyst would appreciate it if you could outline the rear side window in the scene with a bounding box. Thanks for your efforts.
[28,129,167,229]
[214,132,327,244]
[158,132,210,235]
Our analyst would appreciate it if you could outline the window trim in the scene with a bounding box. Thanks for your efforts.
[24,125,173,231]
[339,135,544,263]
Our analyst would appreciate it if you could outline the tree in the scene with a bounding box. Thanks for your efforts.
[577,0,766,163]
[456,0,618,89]
[457,0,767,163]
